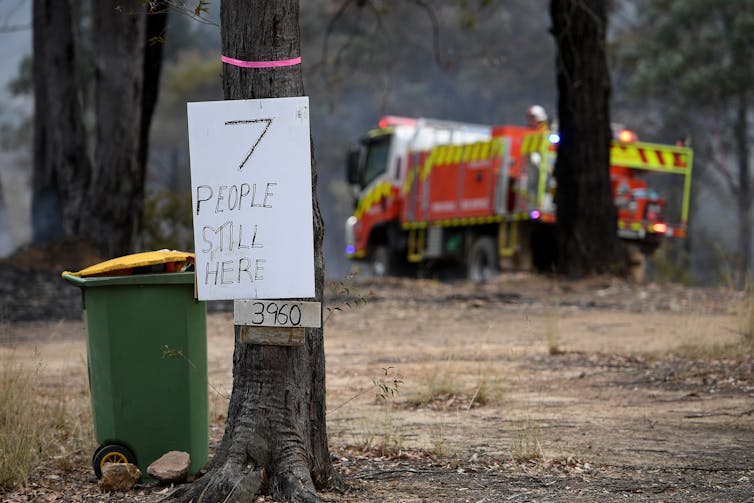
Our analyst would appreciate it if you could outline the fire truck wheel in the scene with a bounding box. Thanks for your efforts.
[467,236,499,282]
[371,245,394,277]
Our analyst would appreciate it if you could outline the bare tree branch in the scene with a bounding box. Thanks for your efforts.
[410,0,445,68]
[321,0,356,68]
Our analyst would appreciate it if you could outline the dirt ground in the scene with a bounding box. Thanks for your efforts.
[1,271,753,502]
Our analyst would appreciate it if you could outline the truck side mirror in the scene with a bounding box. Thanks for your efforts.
[346,146,361,186]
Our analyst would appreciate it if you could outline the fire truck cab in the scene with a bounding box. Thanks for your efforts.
[346,116,492,275]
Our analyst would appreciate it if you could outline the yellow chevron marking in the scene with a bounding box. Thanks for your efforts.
[354,181,393,219]
[521,132,546,155]
[610,141,691,173]
[468,142,481,162]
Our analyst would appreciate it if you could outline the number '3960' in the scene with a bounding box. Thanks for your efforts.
[250,302,302,326]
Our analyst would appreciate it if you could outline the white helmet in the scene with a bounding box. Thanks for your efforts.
[527,105,548,123]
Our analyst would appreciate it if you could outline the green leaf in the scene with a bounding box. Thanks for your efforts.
[195,0,209,17]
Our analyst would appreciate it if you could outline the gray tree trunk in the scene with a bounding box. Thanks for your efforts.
[550,0,626,276]
[140,3,169,174]
[31,0,90,243]
[84,0,148,257]
[170,1,332,502]
[32,0,163,258]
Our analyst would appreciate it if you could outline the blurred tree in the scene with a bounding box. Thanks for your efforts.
[550,0,626,276]
[169,1,332,502]
[616,0,754,286]
[84,1,168,256]
[31,0,90,244]
[31,0,168,257]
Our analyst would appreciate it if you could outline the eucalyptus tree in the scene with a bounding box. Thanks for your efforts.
[32,0,167,257]
[550,0,627,276]
[170,1,332,502]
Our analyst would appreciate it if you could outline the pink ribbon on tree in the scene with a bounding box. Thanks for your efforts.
[221,55,302,68]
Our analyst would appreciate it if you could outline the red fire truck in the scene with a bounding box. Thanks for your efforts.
[345,116,693,280]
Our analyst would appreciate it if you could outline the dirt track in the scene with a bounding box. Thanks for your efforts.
[1,273,753,502]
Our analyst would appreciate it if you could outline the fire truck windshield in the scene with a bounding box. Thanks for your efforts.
[360,135,391,188]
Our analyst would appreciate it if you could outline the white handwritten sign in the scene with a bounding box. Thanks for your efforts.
[187,97,314,300]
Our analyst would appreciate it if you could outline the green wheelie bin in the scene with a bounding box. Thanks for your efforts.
[62,251,208,479]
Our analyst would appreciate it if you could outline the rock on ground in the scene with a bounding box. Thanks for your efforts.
[98,463,141,493]
[147,451,191,484]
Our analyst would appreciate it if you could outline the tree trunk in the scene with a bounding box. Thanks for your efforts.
[85,0,149,258]
[31,1,166,257]
[734,91,751,285]
[133,2,169,252]
[550,0,626,276]
[140,3,168,172]
[31,0,90,243]
[170,1,332,502]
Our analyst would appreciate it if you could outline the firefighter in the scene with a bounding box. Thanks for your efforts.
[525,105,551,209]
[527,105,548,130]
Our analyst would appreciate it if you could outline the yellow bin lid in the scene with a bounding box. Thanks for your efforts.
[62,250,195,278]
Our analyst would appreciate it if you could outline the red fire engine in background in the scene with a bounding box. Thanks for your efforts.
[344,115,693,280]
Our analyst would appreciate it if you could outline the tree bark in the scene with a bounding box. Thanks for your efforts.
[84,0,149,257]
[31,1,166,257]
[170,1,332,502]
[550,0,626,276]
[140,3,168,173]
[31,0,90,243]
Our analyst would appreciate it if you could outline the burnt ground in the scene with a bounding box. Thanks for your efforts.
[0,247,752,502]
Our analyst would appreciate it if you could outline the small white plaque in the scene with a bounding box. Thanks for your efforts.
[234,300,321,328]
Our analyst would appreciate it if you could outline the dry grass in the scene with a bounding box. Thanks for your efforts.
[340,361,509,458]
[0,353,44,491]
[545,302,562,355]
[358,367,404,456]
[422,371,466,403]
[511,414,544,462]
[428,420,451,458]
[468,374,507,408]
[358,417,404,456]
[404,359,507,410]
[0,351,93,492]
[396,364,508,458]
[672,293,754,359]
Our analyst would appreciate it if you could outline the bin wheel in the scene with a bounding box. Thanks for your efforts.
[92,443,136,479]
